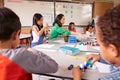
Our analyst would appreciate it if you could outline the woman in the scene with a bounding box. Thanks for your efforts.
[50,14,81,40]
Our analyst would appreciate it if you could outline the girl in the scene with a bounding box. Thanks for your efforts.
[50,14,81,40]
[68,22,76,32]
[86,25,94,37]
[72,4,120,80]
[30,13,48,47]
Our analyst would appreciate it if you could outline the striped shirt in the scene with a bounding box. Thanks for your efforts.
[99,59,120,80]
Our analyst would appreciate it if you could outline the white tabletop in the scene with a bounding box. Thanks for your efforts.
[20,34,30,39]
[32,38,108,80]
[33,38,100,53]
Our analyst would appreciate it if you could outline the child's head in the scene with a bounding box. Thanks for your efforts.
[86,25,94,33]
[96,5,120,65]
[68,22,75,31]
[33,13,43,29]
[53,14,65,27]
[0,7,21,48]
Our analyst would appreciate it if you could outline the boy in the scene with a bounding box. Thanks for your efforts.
[72,4,120,80]
[0,7,58,80]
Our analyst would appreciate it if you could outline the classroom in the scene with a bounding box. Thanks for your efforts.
[0,0,120,80]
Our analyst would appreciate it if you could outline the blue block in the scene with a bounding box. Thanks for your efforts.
[68,36,77,43]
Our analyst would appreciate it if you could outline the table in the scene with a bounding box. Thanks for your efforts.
[32,38,108,80]
[20,34,30,39]
[33,38,100,53]
[20,34,30,46]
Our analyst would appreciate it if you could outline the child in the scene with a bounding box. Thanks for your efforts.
[30,13,48,47]
[73,4,120,80]
[50,14,81,40]
[86,25,94,37]
[68,22,76,32]
[0,7,58,80]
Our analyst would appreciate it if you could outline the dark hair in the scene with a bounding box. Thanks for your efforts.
[53,14,64,27]
[0,7,21,41]
[68,22,75,31]
[30,13,44,44]
[96,4,120,47]
[86,25,94,31]
[33,13,43,30]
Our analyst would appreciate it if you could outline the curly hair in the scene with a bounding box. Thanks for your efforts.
[96,4,120,47]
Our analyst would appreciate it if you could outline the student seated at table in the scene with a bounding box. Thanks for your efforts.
[0,7,58,80]
[86,25,94,37]
[72,4,120,80]
[68,22,76,32]
[30,13,48,47]
[50,14,81,41]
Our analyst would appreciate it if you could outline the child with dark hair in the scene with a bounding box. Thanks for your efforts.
[68,22,76,32]
[86,25,94,37]
[50,14,81,40]
[0,7,58,80]
[73,4,120,80]
[30,13,48,47]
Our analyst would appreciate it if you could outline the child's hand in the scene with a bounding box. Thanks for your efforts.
[43,23,49,30]
[86,54,100,64]
[72,66,82,80]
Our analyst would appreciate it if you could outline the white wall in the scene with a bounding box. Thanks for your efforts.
[4,0,54,26]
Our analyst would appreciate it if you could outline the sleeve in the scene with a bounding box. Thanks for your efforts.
[56,27,71,35]
[12,48,58,74]
[99,57,109,64]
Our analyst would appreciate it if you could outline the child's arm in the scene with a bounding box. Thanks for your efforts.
[71,31,82,36]
[72,66,82,80]
[32,25,48,36]
[13,48,58,74]
[86,54,109,64]
[56,27,71,35]
[72,55,100,80]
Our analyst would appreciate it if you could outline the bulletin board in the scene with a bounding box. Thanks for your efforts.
[4,0,54,26]
[55,2,92,25]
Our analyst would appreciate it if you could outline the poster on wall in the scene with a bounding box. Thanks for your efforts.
[55,2,92,25]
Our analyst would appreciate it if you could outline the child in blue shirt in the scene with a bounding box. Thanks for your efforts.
[30,13,48,47]
[73,4,120,80]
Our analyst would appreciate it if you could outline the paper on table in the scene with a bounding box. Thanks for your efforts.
[95,62,110,73]
[66,55,85,61]
[92,46,100,51]
[35,44,55,48]
[86,52,99,55]
[53,39,65,44]
[64,44,87,51]
[76,44,87,51]
[65,44,75,47]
